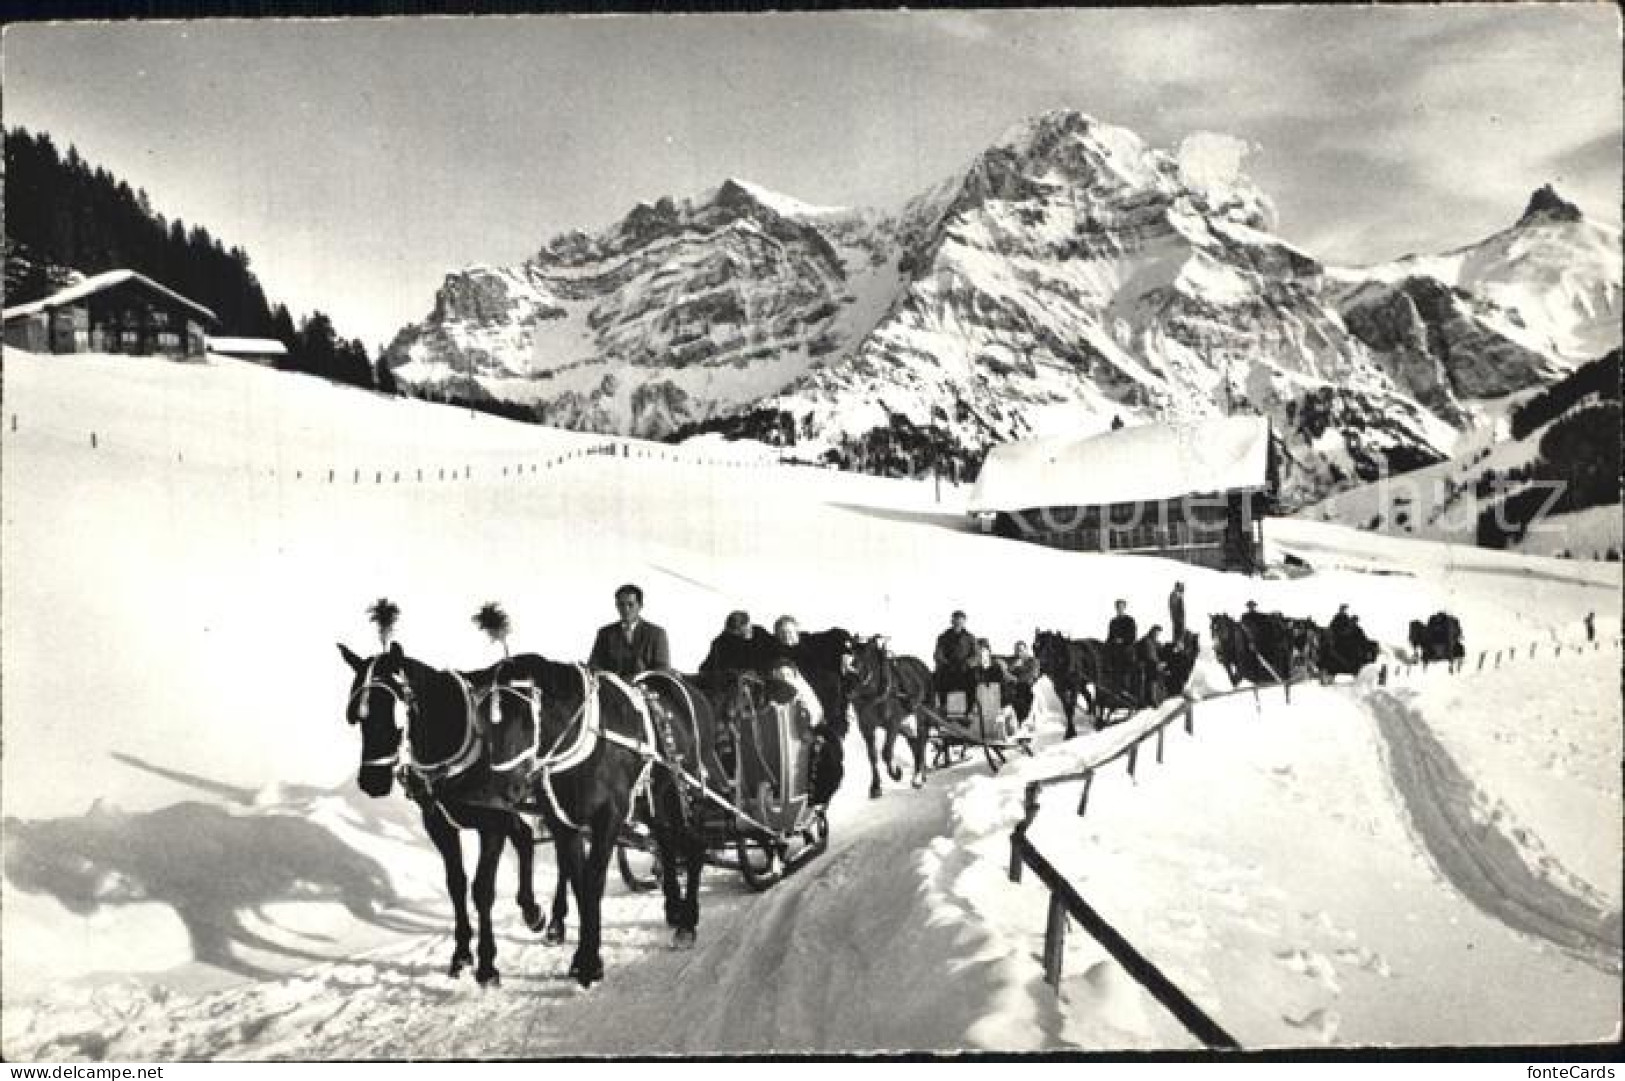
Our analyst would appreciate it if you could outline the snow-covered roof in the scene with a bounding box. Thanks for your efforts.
[2,269,218,325]
[207,336,288,356]
[968,415,1271,514]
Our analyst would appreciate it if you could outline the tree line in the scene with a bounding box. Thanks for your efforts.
[4,126,387,392]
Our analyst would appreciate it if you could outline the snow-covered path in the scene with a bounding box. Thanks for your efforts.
[3,729,1008,1060]
[1367,691,1622,975]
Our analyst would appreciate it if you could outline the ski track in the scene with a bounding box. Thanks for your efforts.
[1367,690,1623,974]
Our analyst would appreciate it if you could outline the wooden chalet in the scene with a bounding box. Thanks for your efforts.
[968,416,1277,573]
[2,270,218,359]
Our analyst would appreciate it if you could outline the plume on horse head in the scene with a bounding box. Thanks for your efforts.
[368,598,401,649]
[474,602,512,658]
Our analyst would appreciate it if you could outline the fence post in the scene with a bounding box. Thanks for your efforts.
[1529,643,1536,659]
[1075,771,1094,817]
[90,432,98,448]
[1183,701,1194,735]
[1477,652,1486,671]
[1042,893,1069,987]
[1155,725,1165,765]
[1126,744,1139,781]
[1378,664,1388,686]
[1008,832,1025,884]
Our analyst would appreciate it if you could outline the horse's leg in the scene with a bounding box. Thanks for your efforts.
[470,822,508,986]
[678,828,704,946]
[1060,687,1078,740]
[879,716,903,784]
[569,808,621,988]
[507,815,545,933]
[909,699,931,788]
[548,827,582,946]
[420,801,473,978]
[860,710,884,799]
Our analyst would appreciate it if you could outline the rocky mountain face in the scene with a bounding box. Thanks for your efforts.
[383,111,1619,508]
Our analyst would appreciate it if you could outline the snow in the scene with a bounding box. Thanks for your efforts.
[969,416,1270,515]
[2,348,1619,1057]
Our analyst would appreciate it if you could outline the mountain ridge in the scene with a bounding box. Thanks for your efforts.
[381,109,1621,507]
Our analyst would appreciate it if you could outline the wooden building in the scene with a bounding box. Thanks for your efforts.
[968,416,1276,572]
[2,270,217,359]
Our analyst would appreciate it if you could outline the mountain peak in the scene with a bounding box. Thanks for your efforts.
[1517,184,1583,227]
[711,177,845,220]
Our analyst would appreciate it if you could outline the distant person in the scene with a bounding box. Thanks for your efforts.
[588,583,670,680]
[1107,599,1137,650]
[933,610,978,710]
[1110,414,1124,431]
[1329,603,1354,639]
[1168,581,1186,639]
[699,610,768,676]
[1005,641,1039,723]
[1584,611,1596,643]
[1136,625,1166,704]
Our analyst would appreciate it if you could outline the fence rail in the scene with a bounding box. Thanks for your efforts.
[1006,626,1616,1049]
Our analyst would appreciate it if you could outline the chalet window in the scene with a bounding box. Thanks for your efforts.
[120,329,140,349]
[152,310,171,328]
[157,331,181,350]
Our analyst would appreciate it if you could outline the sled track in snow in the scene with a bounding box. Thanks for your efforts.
[1367,691,1622,975]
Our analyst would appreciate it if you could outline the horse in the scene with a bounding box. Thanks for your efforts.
[337,641,548,987]
[1414,612,1466,672]
[1031,629,1103,738]
[1209,612,1295,687]
[1287,618,1323,681]
[1320,622,1378,681]
[456,651,681,986]
[846,635,933,795]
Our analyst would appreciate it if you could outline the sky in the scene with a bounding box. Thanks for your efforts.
[3,6,1620,350]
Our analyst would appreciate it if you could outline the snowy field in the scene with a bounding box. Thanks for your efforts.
[1,349,1619,1057]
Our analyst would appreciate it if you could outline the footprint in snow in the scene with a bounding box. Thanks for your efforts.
[1282,1006,1341,1044]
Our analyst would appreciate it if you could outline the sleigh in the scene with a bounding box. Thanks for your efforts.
[615,668,829,893]
[918,680,1034,775]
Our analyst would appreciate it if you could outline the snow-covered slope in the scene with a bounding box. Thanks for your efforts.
[384,112,1615,509]
[3,350,1618,1057]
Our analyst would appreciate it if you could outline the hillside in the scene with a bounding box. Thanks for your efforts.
[1301,350,1622,559]
[2,348,1618,1056]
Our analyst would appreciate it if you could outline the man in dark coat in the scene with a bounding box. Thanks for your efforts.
[1106,599,1138,694]
[1135,626,1166,705]
[933,610,977,710]
[588,583,671,680]
[1168,582,1186,639]
[1107,599,1137,649]
[1328,603,1354,640]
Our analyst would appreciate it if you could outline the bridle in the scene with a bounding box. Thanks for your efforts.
[350,659,409,768]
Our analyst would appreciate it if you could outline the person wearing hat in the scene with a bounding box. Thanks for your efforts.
[1168,581,1186,640]
[933,610,978,711]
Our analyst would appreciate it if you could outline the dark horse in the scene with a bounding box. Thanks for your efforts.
[846,636,933,795]
[1320,622,1379,681]
[338,641,548,987]
[1209,612,1296,687]
[1410,612,1466,672]
[1031,629,1103,737]
[461,652,704,985]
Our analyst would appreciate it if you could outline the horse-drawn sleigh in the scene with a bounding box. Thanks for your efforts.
[1032,628,1200,734]
[337,603,839,988]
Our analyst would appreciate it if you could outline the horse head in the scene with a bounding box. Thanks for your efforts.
[338,641,410,798]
